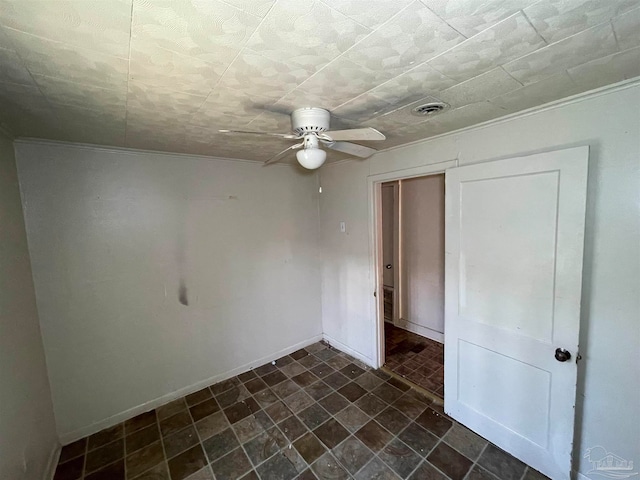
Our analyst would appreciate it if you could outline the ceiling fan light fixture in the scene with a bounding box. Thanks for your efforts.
[296,148,326,169]
[220,107,385,167]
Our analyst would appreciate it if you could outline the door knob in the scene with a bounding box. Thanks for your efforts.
[555,348,571,362]
[385,264,392,269]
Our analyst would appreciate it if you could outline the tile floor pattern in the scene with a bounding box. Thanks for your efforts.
[385,323,445,398]
[53,341,548,480]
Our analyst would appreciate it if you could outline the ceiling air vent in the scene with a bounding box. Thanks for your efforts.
[411,102,448,117]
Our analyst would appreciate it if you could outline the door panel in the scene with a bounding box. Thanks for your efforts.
[445,146,588,480]
[458,340,551,447]
[459,172,558,341]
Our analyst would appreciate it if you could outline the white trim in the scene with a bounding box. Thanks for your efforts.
[376,77,640,156]
[368,160,458,183]
[321,77,640,168]
[45,444,60,480]
[14,79,639,172]
[58,333,322,444]
[367,159,457,368]
[394,319,444,344]
[13,138,297,168]
[322,334,375,368]
[392,183,400,324]
[370,179,384,367]
[395,180,403,325]
[575,471,590,480]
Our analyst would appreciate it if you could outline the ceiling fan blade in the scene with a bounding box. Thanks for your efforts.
[218,129,299,140]
[325,141,378,158]
[264,142,304,165]
[324,127,385,141]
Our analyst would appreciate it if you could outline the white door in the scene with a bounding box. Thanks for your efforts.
[444,146,588,480]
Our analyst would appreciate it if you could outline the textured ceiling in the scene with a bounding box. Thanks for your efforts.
[0,0,638,164]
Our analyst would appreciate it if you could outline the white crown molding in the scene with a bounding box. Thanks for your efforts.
[324,76,640,167]
[12,77,640,168]
[12,137,300,168]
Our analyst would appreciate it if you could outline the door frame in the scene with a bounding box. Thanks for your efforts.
[381,181,400,324]
[368,159,457,368]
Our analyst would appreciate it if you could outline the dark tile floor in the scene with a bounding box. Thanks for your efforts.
[385,323,445,398]
[54,341,547,480]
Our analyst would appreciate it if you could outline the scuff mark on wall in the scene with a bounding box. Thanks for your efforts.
[176,191,188,307]
[178,279,188,306]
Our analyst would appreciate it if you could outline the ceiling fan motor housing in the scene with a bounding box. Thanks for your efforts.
[291,107,331,135]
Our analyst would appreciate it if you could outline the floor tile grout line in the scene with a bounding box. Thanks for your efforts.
[123,421,128,480]
[187,388,225,479]
[62,341,536,480]
[223,394,316,477]
[261,353,428,479]
[154,409,173,480]
[408,407,474,478]
[220,403,260,479]
[202,366,317,478]
[239,349,367,477]
[424,434,472,478]
[268,407,316,477]
[81,346,390,479]
[290,391,370,477]
[79,351,290,477]
[300,346,466,479]
[90,419,164,480]
[81,435,89,479]
[84,457,124,478]
[384,325,445,398]
[188,403,220,479]
[519,465,531,480]
[463,441,491,480]
[82,426,128,479]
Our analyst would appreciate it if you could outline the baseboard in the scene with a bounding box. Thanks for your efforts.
[322,334,375,369]
[59,333,323,444]
[394,319,444,344]
[44,443,60,480]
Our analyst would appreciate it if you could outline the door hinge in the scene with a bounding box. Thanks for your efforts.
[373,291,377,298]
[576,353,583,364]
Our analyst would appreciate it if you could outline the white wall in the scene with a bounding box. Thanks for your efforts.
[400,175,445,339]
[319,159,374,362]
[16,142,323,442]
[319,83,640,477]
[0,132,58,479]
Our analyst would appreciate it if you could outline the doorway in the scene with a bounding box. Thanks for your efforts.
[369,148,588,479]
[377,171,447,400]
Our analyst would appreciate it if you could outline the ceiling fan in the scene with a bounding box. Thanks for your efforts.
[219,107,386,169]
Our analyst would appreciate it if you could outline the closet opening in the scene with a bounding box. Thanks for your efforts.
[375,171,446,402]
